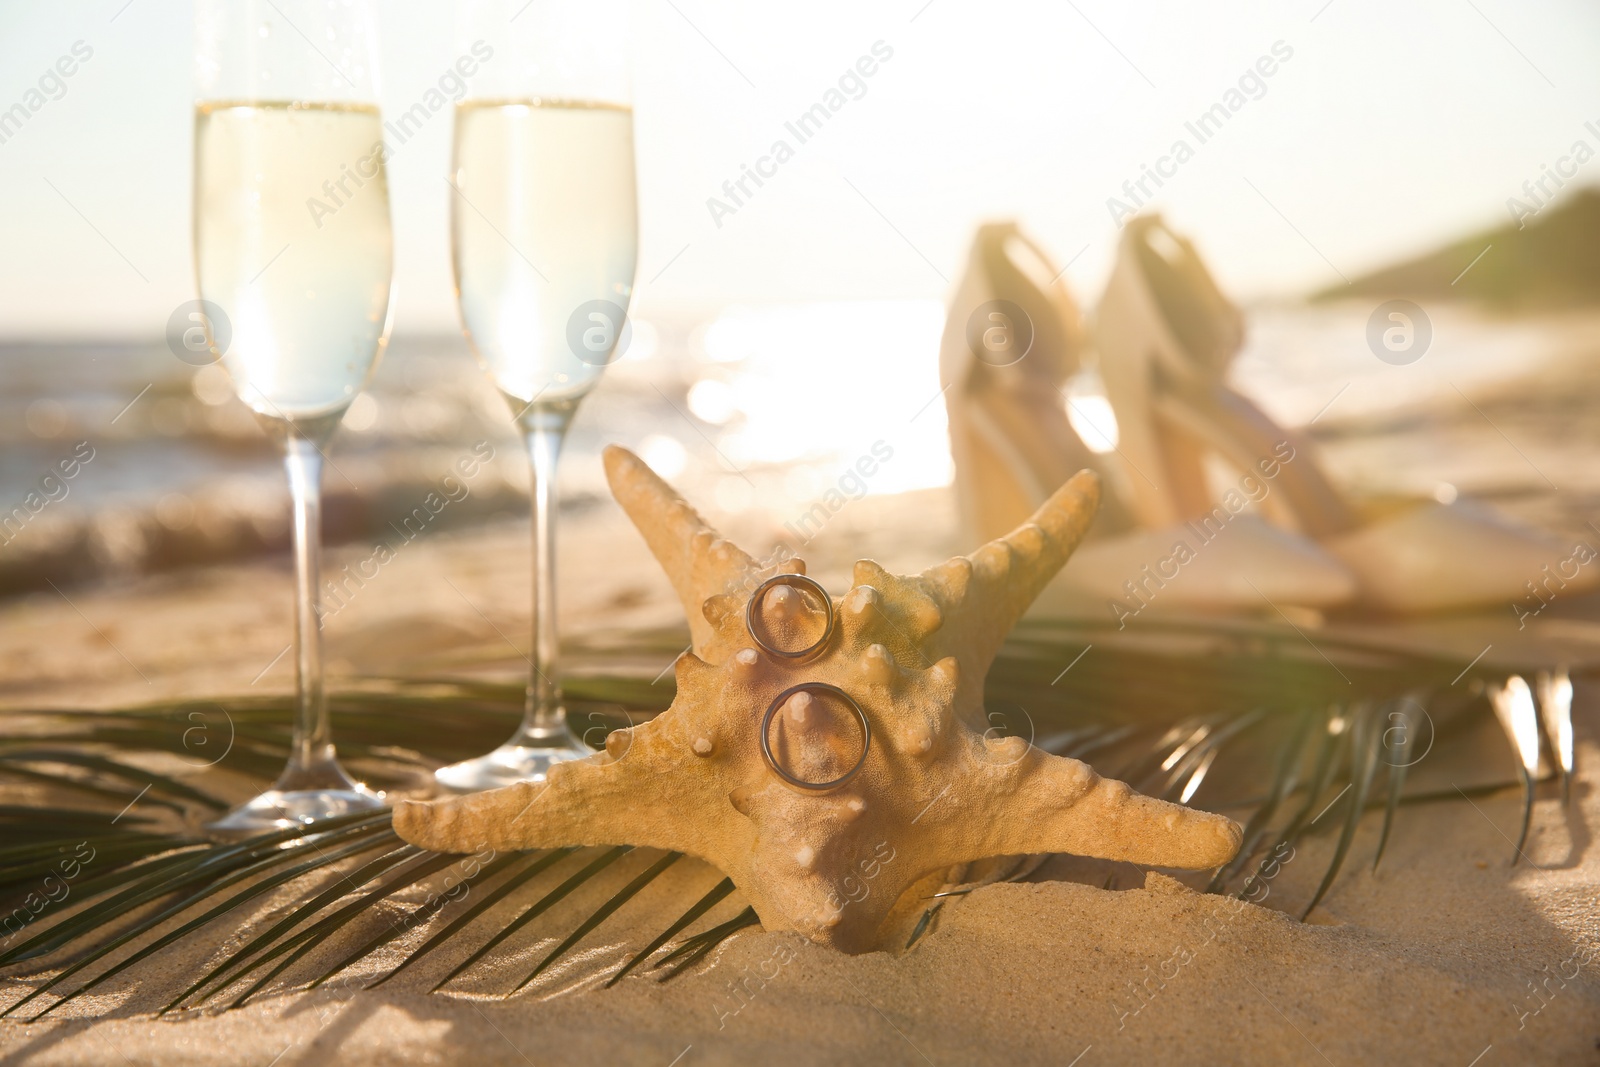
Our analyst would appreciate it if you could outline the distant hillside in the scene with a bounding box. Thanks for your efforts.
[1313,187,1600,307]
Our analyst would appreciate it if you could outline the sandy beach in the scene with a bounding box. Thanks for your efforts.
[1,458,1597,1065]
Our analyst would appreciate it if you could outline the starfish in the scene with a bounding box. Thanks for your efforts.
[394,446,1241,953]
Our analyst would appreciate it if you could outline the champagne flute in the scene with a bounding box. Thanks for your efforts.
[194,0,393,832]
[434,0,637,791]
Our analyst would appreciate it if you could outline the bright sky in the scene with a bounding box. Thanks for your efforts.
[0,0,1596,337]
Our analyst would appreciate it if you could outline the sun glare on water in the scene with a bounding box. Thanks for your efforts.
[690,300,954,495]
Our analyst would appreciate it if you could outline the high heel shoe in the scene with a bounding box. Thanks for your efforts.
[940,221,1356,615]
[1095,213,1595,613]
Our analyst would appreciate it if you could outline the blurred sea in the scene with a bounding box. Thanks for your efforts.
[2,299,1598,596]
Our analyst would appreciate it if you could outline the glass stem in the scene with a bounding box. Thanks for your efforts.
[283,435,334,778]
[522,411,573,738]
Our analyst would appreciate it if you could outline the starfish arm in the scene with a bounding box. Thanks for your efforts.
[921,470,1100,673]
[948,747,1241,871]
[393,746,706,856]
[604,446,798,657]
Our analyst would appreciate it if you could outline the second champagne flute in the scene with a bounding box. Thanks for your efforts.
[195,0,394,831]
[434,0,638,792]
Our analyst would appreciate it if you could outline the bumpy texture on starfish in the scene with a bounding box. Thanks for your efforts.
[394,446,1241,953]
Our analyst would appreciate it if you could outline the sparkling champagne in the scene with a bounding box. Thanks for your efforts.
[194,101,393,419]
[451,99,638,405]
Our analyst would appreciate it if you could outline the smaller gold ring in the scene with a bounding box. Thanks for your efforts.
[745,573,835,661]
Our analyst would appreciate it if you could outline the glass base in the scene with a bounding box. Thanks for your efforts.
[208,767,386,837]
[434,721,595,794]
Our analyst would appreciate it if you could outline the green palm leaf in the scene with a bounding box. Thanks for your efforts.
[511,851,682,992]
[604,876,736,988]
[430,846,632,993]
[19,832,396,1022]
[366,848,575,991]
[0,621,1557,1013]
